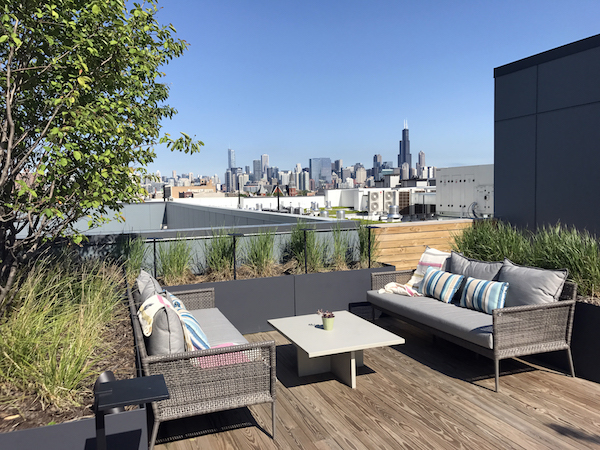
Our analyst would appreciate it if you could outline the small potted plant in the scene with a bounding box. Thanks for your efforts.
[318,309,335,330]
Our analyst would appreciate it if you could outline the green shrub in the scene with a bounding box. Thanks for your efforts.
[358,221,380,268]
[203,228,235,278]
[452,219,532,263]
[0,257,124,408]
[158,236,194,285]
[114,235,148,284]
[288,221,327,273]
[453,220,600,297]
[331,223,351,270]
[530,224,600,297]
[243,229,277,278]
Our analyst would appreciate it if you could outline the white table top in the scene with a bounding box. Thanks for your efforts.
[268,311,405,358]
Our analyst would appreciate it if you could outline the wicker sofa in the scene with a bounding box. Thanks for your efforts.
[126,279,276,449]
[366,255,577,392]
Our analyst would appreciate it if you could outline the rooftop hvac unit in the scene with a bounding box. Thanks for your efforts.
[368,191,382,213]
[384,190,397,211]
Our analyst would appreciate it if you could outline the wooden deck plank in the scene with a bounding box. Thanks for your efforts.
[157,319,600,450]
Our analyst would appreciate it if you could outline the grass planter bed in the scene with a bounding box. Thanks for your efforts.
[0,258,144,449]
[0,309,148,450]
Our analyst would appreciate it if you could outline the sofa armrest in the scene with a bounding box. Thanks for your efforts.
[169,287,215,310]
[559,281,577,301]
[371,270,413,290]
[492,300,576,357]
[141,340,277,418]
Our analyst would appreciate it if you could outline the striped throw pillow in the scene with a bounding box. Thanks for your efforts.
[460,277,509,314]
[166,291,211,351]
[419,267,464,303]
[406,247,451,290]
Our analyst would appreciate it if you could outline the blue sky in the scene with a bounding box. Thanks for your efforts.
[149,0,600,180]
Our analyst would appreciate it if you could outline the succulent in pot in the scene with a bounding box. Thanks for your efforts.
[318,309,335,330]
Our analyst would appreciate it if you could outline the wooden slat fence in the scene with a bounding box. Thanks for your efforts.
[373,219,473,271]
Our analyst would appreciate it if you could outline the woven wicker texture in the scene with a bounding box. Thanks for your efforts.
[493,300,575,358]
[369,269,577,392]
[371,270,413,290]
[126,281,276,449]
[174,288,216,310]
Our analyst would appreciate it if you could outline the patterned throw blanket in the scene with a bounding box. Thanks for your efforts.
[378,282,423,297]
[138,294,175,336]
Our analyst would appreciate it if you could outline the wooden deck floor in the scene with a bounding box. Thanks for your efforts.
[157,317,600,449]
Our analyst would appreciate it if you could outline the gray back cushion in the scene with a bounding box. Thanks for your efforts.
[498,259,568,307]
[145,306,186,355]
[136,270,162,303]
[450,252,503,280]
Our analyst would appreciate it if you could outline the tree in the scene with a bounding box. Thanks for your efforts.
[0,0,202,313]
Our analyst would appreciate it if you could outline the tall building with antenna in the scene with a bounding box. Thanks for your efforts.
[398,120,411,173]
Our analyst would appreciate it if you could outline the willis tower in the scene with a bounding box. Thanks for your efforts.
[398,120,411,169]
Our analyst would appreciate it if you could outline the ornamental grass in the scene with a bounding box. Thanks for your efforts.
[453,220,600,297]
[0,256,124,408]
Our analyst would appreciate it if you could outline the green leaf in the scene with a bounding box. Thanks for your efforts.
[92,5,100,14]
[0,35,7,43]
[73,151,82,161]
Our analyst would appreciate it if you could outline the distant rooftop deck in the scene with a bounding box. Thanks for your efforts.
[156,316,600,449]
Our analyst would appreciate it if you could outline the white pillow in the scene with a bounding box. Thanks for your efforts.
[406,247,451,289]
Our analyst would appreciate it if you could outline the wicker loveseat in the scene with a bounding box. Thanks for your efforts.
[126,278,276,449]
[366,253,577,392]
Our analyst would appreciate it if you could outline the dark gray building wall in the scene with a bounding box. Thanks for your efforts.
[494,34,600,234]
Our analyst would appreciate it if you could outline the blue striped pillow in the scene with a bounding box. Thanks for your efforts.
[165,291,211,350]
[419,267,464,303]
[460,277,509,314]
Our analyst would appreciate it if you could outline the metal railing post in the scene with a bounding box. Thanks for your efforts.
[366,226,378,269]
[229,233,243,280]
[153,238,157,278]
[303,229,308,274]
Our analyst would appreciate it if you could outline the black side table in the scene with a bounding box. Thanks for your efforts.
[94,374,169,450]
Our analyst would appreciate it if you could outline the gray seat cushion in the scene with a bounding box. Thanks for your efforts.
[367,290,494,349]
[498,259,568,307]
[145,306,186,356]
[191,308,248,347]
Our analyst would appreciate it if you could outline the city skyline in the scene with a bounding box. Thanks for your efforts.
[159,120,432,186]
[145,1,600,178]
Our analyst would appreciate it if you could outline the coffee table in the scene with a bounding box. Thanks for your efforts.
[268,311,405,388]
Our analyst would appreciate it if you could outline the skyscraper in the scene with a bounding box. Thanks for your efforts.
[416,151,426,178]
[373,154,382,181]
[252,159,261,181]
[309,157,332,187]
[334,159,343,174]
[398,120,411,171]
[401,162,410,180]
[228,148,235,169]
[261,154,269,176]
